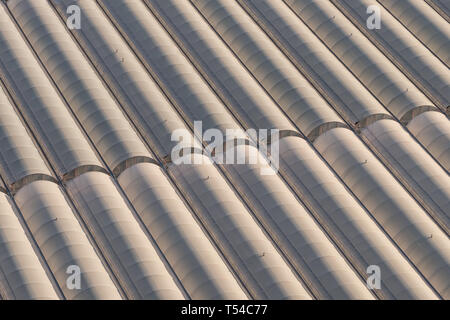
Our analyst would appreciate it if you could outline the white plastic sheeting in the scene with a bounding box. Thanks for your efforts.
[97,1,307,298]
[219,144,373,299]
[47,1,248,300]
[407,111,450,172]
[53,2,316,299]
[53,0,368,299]
[191,0,344,137]
[378,0,450,66]
[0,4,102,178]
[430,0,450,18]
[146,0,301,133]
[119,163,247,300]
[123,1,441,298]
[51,0,200,160]
[105,0,446,296]
[315,128,450,298]
[284,0,434,121]
[14,180,121,299]
[51,0,248,299]
[237,0,392,123]
[338,0,450,110]
[0,86,53,188]
[0,192,58,299]
[362,119,450,231]
[66,171,185,299]
[98,0,247,140]
[8,0,153,175]
[169,154,312,300]
[102,0,379,299]
[278,136,438,299]
[0,0,446,300]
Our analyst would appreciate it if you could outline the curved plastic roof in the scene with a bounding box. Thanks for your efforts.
[284,0,435,121]
[14,180,121,299]
[169,154,312,299]
[219,144,373,299]
[240,0,390,124]
[145,0,297,133]
[362,119,450,231]
[66,171,185,299]
[118,162,247,300]
[8,0,154,175]
[98,0,247,139]
[407,111,450,172]
[0,5,103,178]
[338,0,450,111]
[191,0,343,137]
[378,0,450,66]
[51,0,200,159]
[432,0,450,18]
[0,192,58,299]
[278,135,439,299]
[0,0,447,300]
[314,127,450,298]
[0,86,53,190]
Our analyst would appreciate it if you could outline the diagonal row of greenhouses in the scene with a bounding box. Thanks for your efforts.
[0,0,448,300]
